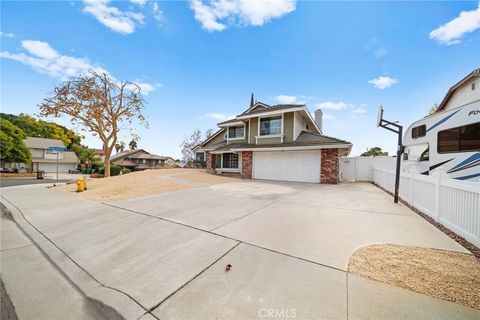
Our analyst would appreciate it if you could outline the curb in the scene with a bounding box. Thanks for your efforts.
[0,197,147,320]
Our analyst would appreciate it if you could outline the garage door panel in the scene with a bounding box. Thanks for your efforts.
[253,151,321,183]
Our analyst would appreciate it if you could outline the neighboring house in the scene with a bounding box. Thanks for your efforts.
[110,149,176,170]
[435,68,479,113]
[91,148,105,162]
[195,101,352,183]
[25,137,79,173]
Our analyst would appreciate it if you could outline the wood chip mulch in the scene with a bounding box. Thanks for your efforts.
[348,244,480,310]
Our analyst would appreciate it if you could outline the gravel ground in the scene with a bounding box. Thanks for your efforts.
[54,168,238,201]
[348,244,480,310]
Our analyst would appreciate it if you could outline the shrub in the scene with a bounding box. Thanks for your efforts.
[110,165,122,176]
[121,168,131,174]
[99,165,122,176]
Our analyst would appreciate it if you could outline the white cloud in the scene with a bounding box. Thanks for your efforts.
[373,47,388,58]
[130,0,147,6]
[315,101,367,115]
[368,76,398,89]
[274,95,305,104]
[352,107,367,114]
[127,81,162,95]
[83,0,144,34]
[323,113,334,120]
[152,2,164,23]
[204,112,236,121]
[1,39,158,95]
[366,37,388,58]
[190,0,296,32]
[429,4,480,45]
[0,31,15,38]
[315,101,351,111]
[1,40,109,80]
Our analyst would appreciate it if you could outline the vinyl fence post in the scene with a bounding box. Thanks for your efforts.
[434,170,442,223]
[409,168,414,206]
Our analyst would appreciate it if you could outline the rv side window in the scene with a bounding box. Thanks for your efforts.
[437,122,480,153]
[411,125,426,139]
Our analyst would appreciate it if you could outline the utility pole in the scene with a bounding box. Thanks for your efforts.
[377,106,403,203]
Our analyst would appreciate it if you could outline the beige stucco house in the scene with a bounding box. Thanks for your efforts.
[194,101,352,184]
[435,68,479,113]
[110,149,176,170]
[25,137,79,173]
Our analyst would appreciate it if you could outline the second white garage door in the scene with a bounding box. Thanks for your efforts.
[253,150,321,183]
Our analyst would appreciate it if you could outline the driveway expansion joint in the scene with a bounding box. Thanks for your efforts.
[0,194,149,320]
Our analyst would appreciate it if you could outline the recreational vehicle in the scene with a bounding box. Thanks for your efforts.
[403,102,480,180]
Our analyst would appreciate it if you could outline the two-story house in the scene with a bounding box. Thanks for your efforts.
[24,137,80,173]
[194,102,352,183]
[110,149,176,170]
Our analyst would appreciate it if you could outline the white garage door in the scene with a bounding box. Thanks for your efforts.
[38,163,76,173]
[253,151,321,183]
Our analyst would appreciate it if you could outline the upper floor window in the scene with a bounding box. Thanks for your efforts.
[412,125,426,139]
[437,122,480,153]
[472,82,476,91]
[259,116,282,136]
[228,126,244,139]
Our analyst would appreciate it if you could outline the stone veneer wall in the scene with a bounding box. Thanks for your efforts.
[321,148,339,184]
[241,151,253,179]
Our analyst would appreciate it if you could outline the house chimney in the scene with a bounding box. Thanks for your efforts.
[315,109,323,133]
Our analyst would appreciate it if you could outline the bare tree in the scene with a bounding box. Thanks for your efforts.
[39,71,147,177]
[204,128,214,139]
[180,129,203,163]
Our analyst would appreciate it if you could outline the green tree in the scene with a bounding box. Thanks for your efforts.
[70,144,101,168]
[0,113,82,148]
[361,147,385,157]
[0,119,31,163]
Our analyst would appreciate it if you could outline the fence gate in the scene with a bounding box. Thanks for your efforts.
[339,158,356,181]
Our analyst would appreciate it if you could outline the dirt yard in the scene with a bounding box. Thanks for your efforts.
[54,169,238,201]
[348,244,480,310]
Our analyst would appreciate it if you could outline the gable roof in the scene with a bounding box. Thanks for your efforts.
[436,68,480,112]
[24,137,66,149]
[238,101,270,116]
[110,149,149,161]
[238,104,306,117]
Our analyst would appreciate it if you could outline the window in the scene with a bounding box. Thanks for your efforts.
[412,125,426,139]
[222,153,239,168]
[437,122,480,153]
[259,116,282,136]
[195,152,205,162]
[228,126,244,139]
[419,147,429,162]
[472,82,476,91]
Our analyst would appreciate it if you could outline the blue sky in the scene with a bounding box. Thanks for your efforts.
[1,1,479,158]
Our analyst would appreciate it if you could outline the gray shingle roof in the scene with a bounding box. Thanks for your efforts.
[24,137,65,149]
[207,131,351,152]
[217,118,244,125]
[238,104,305,117]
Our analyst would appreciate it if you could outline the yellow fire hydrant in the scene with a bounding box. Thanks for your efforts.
[76,179,84,192]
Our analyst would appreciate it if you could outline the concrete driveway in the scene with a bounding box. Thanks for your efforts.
[1,180,478,319]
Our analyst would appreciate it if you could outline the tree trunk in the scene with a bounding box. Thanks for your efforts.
[104,147,111,177]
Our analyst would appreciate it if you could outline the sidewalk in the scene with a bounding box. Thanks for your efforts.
[0,214,104,320]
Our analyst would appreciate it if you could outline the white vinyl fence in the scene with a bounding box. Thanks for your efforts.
[340,156,480,247]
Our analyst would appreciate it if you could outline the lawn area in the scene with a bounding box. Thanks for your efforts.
[54,168,238,201]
